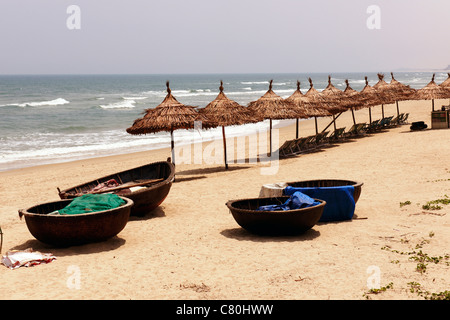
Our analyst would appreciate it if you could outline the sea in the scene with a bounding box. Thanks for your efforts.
[0,72,447,172]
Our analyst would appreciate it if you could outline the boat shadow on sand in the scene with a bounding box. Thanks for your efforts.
[220,227,321,243]
[9,236,126,257]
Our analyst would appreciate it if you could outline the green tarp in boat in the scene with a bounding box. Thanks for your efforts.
[53,194,126,215]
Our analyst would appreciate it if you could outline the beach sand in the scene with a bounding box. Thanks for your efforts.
[1,99,449,300]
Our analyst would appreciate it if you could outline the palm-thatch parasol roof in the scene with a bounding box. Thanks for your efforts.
[284,80,318,138]
[388,72,416,119]
[126,81,217,165]
[320,76,352,131]
[389,72,416,100]
[322,77,353,111]
[413,73,450,111]
[199,81,262,169]
[358,76,385,123]
[440,73,450,88]
[373,73,398,118]
[248,80,298,156]
[301,77,337,134]
[285,80,330,118]
[342,79,364,125]
[248,80,299,120]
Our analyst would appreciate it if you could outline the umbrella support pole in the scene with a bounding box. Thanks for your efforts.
[351,108,356,125]
[222,126,228,170]
[321,112,342,133]
[269,119,272,157]
[432,99,435,111]
[369,108,372,123]
[296,119,299,139]
[382,105,385,119]
[170,130,175,166]
[396,101,400,118]
[314,117,318,135]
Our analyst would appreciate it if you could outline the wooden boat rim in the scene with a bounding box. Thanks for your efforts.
[19,196,134,219]
[286,179,364,188]
[58,160,175,197]
[226,197,326,214]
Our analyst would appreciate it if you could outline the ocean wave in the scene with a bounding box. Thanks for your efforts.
[99,100,136,109]
[7,98,70,107]
[241,81,268,85]
[122,96,147,100]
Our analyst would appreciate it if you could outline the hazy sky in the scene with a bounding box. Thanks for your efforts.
[1,0,449,74]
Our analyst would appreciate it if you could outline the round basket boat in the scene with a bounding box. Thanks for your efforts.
[286,179,363,203]
[226,196,326,235]
[18,197,133,246]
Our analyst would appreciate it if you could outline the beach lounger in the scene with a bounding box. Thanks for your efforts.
[355,123,367,136]
[315,131,330,146]
[399,113,409,124]
[344,124,359,137]
[289,137,308,154]
[278,139,297,157]
[366,120,380,133]
[387,116,399,127]
[380,116,394,129]
[294,135,317,154]
[328,127,346,142]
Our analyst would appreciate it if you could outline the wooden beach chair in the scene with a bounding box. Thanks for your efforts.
[278,139,297,157]
[344,124,359,138]
[354,123,367,136]
[315,131,330,146]
[366,119,380,133]
[328,127,346,142]
[399,113,409,124]
[387,116,399,127]
[294,135,317,154]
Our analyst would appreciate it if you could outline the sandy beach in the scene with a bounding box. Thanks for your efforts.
[1,99,449,300]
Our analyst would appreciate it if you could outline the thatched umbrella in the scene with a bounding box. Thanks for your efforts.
[440,73,450,88]
[440,73,450,104]
[285,80,319,138]
[199,81,262,169]
[358,76,385,123]
[320,76,352,131]
[373,73,397,118]
[413,73,450,111]
[248,80,299,156]
[342,79,364,125]
[126,81,217,166]
[389,72,416,118]
[303,78,335,134]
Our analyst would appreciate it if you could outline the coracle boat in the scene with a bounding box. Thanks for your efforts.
[286,179,363,203]
[58,160,175,216]
[19,196,133,246]
[226,196,326,235]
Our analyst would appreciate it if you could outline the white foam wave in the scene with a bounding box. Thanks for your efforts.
[9,98,70,107]
[99,100,136,109]
[241,81,268,85]
[122,96,147,100]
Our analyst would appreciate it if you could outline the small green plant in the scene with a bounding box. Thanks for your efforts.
[408,282,450,300]
[400,200,411,208]
[363,282,394,299]
[422,195,450,210]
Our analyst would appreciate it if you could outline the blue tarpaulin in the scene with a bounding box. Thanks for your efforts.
[258,191,321,211]
[283,185,355,222]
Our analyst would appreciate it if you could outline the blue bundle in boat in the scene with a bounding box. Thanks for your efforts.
[258,191,321,211]
[283,185,355,222]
